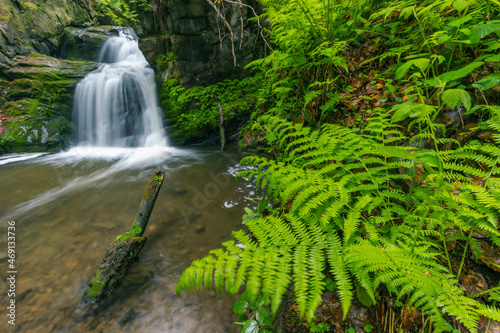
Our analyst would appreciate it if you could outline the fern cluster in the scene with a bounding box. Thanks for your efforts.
[178,110,500,331]
[95,0,151,25]
[176,0,500,331]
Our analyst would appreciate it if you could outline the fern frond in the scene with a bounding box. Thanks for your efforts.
[326,230,353,319]
[293,244,311,316]
[179,110,500,330]
[344,195,373,245]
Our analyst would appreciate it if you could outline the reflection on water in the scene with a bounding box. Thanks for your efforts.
[0,145,259,332]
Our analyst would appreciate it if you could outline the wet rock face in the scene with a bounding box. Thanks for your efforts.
[0,0,97,71]
[142,0,265,87]
[58,26,124,61]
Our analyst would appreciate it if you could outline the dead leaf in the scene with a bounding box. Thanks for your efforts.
[478,240,500,273]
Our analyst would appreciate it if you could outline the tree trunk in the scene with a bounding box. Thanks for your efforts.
[217,99,226,151]
[82,170,165,304]
[132,170,165,235]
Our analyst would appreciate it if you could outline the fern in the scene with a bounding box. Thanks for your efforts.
[178,109,500,331]
[177,0,500,331]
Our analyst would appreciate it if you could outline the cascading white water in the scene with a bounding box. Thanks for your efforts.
[73,29,167,147]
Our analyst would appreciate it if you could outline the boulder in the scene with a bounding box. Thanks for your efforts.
[58,26,127,61]
[0,53,98,153]
[0,0,97,72]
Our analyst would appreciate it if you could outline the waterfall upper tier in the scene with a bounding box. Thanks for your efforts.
[73,29,167,148]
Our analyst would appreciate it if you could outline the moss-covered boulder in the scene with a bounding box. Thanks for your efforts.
[0,53,98,152]
[4,52,97,117]
[59,26,126,61]
[7,52,98,80]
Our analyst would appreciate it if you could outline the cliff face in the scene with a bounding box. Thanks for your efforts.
[140,0,265,87]
[0,0,98,70]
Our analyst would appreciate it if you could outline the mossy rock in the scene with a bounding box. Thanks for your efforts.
[3,99,45,117]
[0,0,97,66]
[0,141,51,153]
[19,0,92,39]
[1,53,97,151]
[3,79,75,121]
[0,96,7,109]
[7,52,98,80]
[0,79,9,92]
[6,78,44,100]
[59,26,116,61]
[1,114,69,150]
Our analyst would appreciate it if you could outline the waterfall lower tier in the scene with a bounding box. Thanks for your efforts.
[73,29,167,147]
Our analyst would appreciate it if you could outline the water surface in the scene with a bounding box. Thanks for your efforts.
[0,145,259,332]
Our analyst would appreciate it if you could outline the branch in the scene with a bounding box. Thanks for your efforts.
[205,0,237,66]
[224,0,274,53]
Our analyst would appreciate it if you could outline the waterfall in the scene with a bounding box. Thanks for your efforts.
[73,29,167,147]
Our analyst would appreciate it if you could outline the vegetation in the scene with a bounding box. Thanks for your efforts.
[114,225,142,242]
[161,73,263,143]
[156,52,176,71]
[177,0,500,332]
[95,0,152,25]
[0,86,70,149]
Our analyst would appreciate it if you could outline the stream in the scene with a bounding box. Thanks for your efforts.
[0,145,259,332]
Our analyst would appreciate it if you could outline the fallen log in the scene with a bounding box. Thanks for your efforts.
[82,170,165,304]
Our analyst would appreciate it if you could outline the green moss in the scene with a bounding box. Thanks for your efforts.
[3,99,43,117]
[0,1,24,32]
[115,225,142,242]
[0,14,10,22]
[86,272,107,300]
[20,1,40,11]
[7,79,44,100]
[0,97,7,110]
[0,79,9,94]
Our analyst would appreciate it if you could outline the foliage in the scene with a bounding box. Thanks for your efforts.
[179,112,500,331]
[160,73,262,141]
[177,0,500,331]
[0,87,70,147]
[310,319,329,333]
[234,290,273,333]
[243,0,500,128]
[95,0,151,25]
[156,52,176,70]
[115,225,142,242]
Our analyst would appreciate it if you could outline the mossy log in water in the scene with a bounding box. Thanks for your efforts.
[132,171,165,236]
[82,170,165,304]
[82,236,147,304]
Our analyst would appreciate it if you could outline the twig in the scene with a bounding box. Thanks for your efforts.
[205,0,237,66]
[239,0,244,49]
[224,0,274,52]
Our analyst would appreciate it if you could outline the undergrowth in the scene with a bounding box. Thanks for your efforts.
[161,73,263,143]
[94,0,151,25]
[177,0,500,332]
